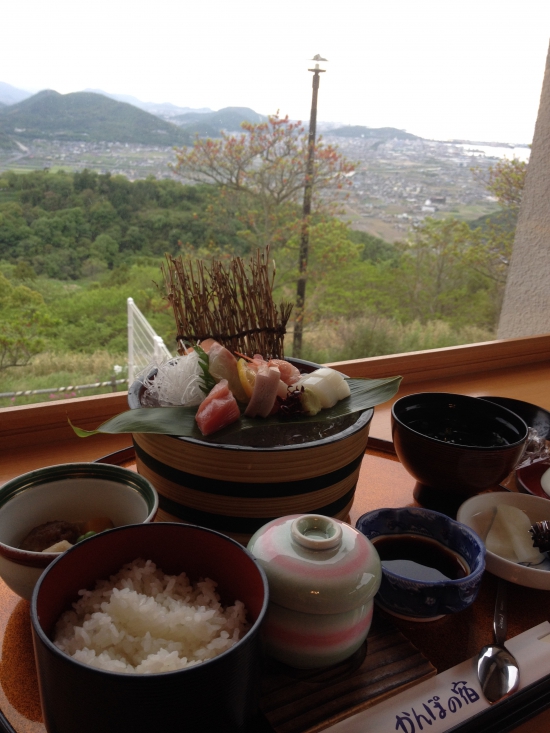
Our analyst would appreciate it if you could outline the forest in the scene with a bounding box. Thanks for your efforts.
[0,121,524,406]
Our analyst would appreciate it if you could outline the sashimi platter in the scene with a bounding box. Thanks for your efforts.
[74,248,401,444]
[141,340,357,437]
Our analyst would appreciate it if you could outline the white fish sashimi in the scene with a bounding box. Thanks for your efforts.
[334,377,351,400]
[244,366,281,418]
[297,375,334,409]
[293,368,350,409]
[314,368,351,400]
[207,342,248,403]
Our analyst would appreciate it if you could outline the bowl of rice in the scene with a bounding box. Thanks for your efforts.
[31,522,269,733]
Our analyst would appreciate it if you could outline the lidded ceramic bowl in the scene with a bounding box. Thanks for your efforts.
[247,514,381,669]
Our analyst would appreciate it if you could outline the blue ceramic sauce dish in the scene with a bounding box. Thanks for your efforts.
[356,507,485,621]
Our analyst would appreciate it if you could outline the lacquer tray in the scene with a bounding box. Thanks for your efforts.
[0,446,549,733]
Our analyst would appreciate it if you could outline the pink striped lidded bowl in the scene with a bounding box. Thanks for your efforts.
[247,514,381,669]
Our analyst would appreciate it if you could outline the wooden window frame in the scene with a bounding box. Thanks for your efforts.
[2,333,549,459]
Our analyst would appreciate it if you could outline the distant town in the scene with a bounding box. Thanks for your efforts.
[0,81,530,242]
[328,135,519,241]
[3,135,525,242]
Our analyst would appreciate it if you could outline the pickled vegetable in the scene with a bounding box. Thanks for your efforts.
[486,505,544,564]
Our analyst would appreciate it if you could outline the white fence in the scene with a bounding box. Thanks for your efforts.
[127,297,172,384]
[2,300,169,401]
[0,379,128,400]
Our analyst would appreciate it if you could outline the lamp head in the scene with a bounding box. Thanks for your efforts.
[309,54,328,72]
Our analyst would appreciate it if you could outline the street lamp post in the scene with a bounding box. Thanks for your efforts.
[293,55,327,358]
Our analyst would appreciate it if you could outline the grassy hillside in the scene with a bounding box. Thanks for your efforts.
[0,130,17,151]
[173,106,268,136]
[469,208,517,232]
[329,125,420,141]
[0,90,192,145]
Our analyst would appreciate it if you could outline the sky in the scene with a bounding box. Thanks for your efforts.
[3,1,549,144]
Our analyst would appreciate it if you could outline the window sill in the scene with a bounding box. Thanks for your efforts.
[2,332,550,483]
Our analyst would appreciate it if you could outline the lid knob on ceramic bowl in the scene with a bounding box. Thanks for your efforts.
[290,514,343,549]
[247,514,381,669]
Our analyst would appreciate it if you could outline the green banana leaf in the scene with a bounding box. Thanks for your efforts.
[71,375,401,441]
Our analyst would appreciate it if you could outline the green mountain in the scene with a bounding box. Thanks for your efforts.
[173,107,268,136]
[328,125,420,141]
[0,90,192,145]
[83,89,212,118]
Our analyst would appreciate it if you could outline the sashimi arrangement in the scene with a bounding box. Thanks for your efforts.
[164,339,353,435]
[72,340,401,442]
[72,249,402,443]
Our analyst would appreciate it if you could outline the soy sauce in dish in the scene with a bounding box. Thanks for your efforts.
[372,534,470,581]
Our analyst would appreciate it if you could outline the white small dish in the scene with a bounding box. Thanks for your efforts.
[457,492,550,590]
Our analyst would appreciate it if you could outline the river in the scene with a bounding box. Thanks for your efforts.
[454,143,530,162]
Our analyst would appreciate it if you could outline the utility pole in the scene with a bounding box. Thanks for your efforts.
[293,55,327,358]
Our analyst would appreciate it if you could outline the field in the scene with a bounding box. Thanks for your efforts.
[1,312,496,410]
[0,351,128,408]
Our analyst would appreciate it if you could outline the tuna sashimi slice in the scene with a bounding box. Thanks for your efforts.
[195,380,241,436]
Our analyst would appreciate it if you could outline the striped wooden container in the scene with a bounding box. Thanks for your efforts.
[129,359,373,544]
[132,410,373,545]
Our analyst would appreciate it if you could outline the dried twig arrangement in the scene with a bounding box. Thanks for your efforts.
[162,248,293,358]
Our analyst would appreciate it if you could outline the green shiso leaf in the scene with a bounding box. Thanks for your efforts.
[194,344,216,395]
[71,376,401,439]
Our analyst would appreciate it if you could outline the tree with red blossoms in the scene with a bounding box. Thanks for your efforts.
[171,115,355,339]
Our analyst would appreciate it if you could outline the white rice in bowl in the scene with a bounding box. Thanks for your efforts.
[53,558,249,674]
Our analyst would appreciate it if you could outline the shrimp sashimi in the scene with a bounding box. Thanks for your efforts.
[268,359,301,386]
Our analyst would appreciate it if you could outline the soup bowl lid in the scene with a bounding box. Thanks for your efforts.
[247,514,381,615]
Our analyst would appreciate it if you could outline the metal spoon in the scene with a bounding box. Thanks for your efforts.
[477,580,520,703]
